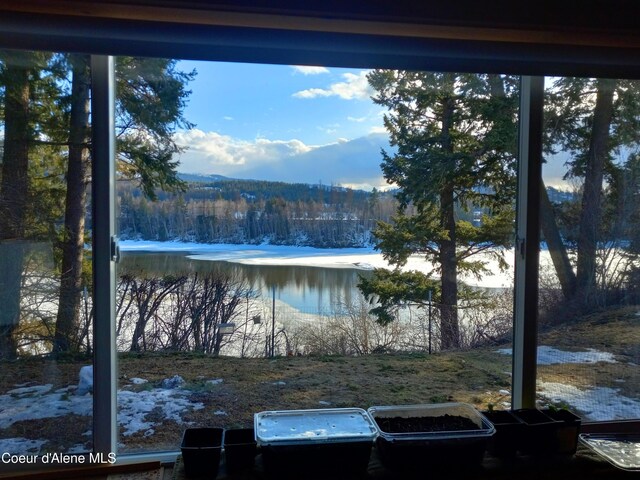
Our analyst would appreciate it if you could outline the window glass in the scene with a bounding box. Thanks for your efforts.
[0,50,94,457]
[115,61,519,453]
[537,77,640,420]
[2,51,637,467]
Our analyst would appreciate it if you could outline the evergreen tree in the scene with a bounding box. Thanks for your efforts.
[53,54,92,353]
[52,56,195,353]
[545,78,640,303]
[1,52,196,354]
[0,51,61,358]
[359,71,518,350]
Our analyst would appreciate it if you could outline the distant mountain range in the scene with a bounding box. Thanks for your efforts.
[177,173,232,183]
[176,132,579,203]
[172,175,381,205]
[233,133,391,189]
[547,186,578,203]
[176,132,393,191]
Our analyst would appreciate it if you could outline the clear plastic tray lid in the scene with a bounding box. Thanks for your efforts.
[255,408,377,445]
[580,434,640,471]
[367,402,495,440]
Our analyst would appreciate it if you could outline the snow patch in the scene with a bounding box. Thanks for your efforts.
[7,385,53,396]
[496,346,617,365]
[66,443,89,454]
[0,437,47,455]
[0,389,92,429]
[207,379,223,386]
[538,382,640,421]
[76,365,93,395]
[537,346,617,365]
[1,382,204,438]
[130,378,148,385]
[118,388,203,436]
[161,375,185,389]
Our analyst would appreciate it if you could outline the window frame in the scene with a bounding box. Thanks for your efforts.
[1,5,639,468]
[91,54,118,459]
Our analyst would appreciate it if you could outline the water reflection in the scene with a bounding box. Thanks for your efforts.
[119,252,372,312]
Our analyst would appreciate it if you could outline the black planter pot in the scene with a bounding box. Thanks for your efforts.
[512,408,560,455]
[261,440,374,478]
[255,408,377,479]
[541,408,581,455]
[369,403,495,472]
[481,410,525,458]
[181,427,224,479]
[224,428,258,474]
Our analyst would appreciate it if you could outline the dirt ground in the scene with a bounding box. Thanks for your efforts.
[1,306,638,454]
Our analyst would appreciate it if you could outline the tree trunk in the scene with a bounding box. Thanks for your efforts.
[53,55,91,353]
[438,83,460,350]
[439,184,459,349]
[576,78,616,301]
[0,57,32,359]
[540,180,577,297]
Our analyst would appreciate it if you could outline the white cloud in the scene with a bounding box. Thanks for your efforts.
[173,129,314,175]
[317,123,341,135]
[347,116,367,123]
[293,71,372,100]
[369,126,387,135]
[293,88,332,99]
[235,133,392,187]
[173,130,392,187]
[291,66,330,75]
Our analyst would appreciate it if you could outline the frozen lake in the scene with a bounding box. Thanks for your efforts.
[119,240,520,313]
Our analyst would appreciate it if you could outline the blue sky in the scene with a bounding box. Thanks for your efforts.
[173,61,389,189]
[172,61,574,190]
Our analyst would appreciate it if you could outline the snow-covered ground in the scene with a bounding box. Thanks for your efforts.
[496,346,618,365]
[537,382,640,421]
[121,240,560,289]
[0,375,208,455]
[2,345,637,456]
[498,346,639,420]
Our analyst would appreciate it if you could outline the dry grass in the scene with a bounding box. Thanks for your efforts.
[536,306,640,400]
[115,349,514,451]
[1,305,638,453]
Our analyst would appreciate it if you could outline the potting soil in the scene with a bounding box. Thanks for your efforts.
[376,414,480,433]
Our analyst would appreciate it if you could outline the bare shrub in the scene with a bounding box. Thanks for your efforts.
[537,247,637,329]
[293,296,405,356]
[331,296,404,355]
[117,273,187,352]
[459,289,513,348]
[116,271,259,355]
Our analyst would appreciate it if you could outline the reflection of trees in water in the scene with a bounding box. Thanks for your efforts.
[119,252,372,311]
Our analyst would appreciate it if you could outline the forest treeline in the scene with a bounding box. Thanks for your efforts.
[118,179,400,247]
[117,176,580,249]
